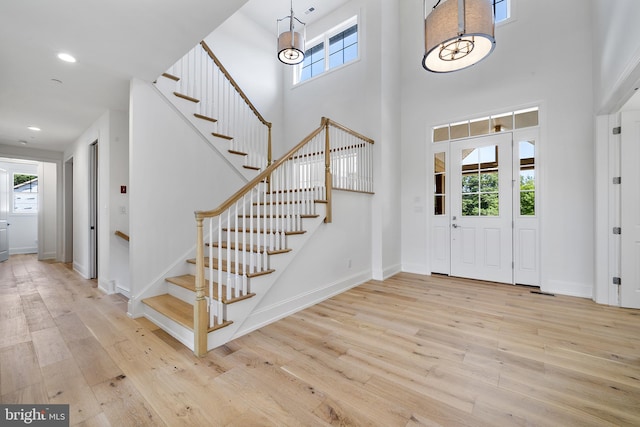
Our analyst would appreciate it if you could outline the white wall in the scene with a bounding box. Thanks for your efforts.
[281,0,402,279]
[0,160,38,255]
[238,191,372,333]
[128,79,246,311]
[399,0,595,297]
[38,161,57,260]
[109,111,130,295]
[63,109,128,295]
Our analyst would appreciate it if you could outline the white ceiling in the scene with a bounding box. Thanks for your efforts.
[241,0,347,33]
[0,0,249,152]
[0,0,347,154]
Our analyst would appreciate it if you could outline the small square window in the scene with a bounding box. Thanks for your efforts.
[13,173,38,213]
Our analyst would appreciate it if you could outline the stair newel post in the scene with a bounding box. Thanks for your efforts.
[323,118,332,223]
[194,214,208,357]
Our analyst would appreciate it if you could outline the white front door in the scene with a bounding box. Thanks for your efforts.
[621,110,640,308]
[0,169,9,262]
[450,133,513,283]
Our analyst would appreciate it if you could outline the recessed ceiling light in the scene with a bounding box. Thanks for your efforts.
[51,78,63,84]
[57,53,76,63]
[27,126,41,131]
[19,140,28,145]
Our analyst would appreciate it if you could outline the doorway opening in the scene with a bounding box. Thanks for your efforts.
[64,157,74,264]
[89,141,98,279]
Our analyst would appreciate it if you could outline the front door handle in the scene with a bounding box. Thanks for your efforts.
[452,224,459,228]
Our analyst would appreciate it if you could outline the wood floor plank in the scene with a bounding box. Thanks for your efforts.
[0,341,42,396]
[30,327,73,368]
[21,292,56,331]
[91,374,164,427]
[1,255,640,426]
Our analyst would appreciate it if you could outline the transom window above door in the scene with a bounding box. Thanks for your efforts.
[432,107,538,143]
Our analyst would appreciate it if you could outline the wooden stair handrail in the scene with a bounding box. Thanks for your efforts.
[195,117,372,221]
[196,118,327,220]
[114,230,130,241]
[327,119,374,145]
[200,40,272,129]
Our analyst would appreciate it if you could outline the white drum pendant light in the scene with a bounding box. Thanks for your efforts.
[277,0,306,65]
[423,0,496,73]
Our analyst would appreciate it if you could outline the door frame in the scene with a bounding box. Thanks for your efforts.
[428,126,541,286]
[0,168,8,262]
[89,141,98,279]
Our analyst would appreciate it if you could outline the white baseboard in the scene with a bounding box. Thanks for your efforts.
[401,263,430,275]
[73,262,89,279]
[9,247,37,255]
[544,279,593,299]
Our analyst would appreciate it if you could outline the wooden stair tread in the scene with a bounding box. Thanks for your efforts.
[142,294,193,330]
[207,241,292,255]
[173,92,199,103]
[229,149,247,156]
[166,274,255,304]
[223,227,306,236]
[161,72,180,81]
[194,113,217,123]
[186,258,275,278]
[212,132,233,140]
[243,165,260,171]
[142,294,233,333]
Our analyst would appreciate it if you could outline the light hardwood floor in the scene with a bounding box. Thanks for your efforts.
[1,254,639,426]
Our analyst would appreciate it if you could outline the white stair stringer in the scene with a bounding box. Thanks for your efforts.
[206,204,327,350]
[153,75,260,182]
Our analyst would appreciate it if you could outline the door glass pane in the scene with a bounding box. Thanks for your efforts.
[491,113,513,133]
[515,109,539,128]
[434,152,446,215]
[519,140,535,215]
[470,118,490,136]
[480,193,499,216]
[451,122,470,139]
[461,145,499,217]
[480,171,498,192]
[462,194,479,216]
[462,173,479,193]
[433,126,449,142]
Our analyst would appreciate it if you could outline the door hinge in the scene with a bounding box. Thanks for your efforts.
[613,177,621,184]
[613,277,621,285]
[613,227,622,235]
[613,126,621,135]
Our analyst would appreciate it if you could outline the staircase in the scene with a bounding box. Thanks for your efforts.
[139,41,374,356]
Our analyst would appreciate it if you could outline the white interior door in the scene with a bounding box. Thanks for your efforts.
[450,133,513,283]
[0,168,9,262]
[621,110,640,308]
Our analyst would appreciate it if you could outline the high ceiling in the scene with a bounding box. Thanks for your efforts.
[1,1,638,155]
[0,0,347,154]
